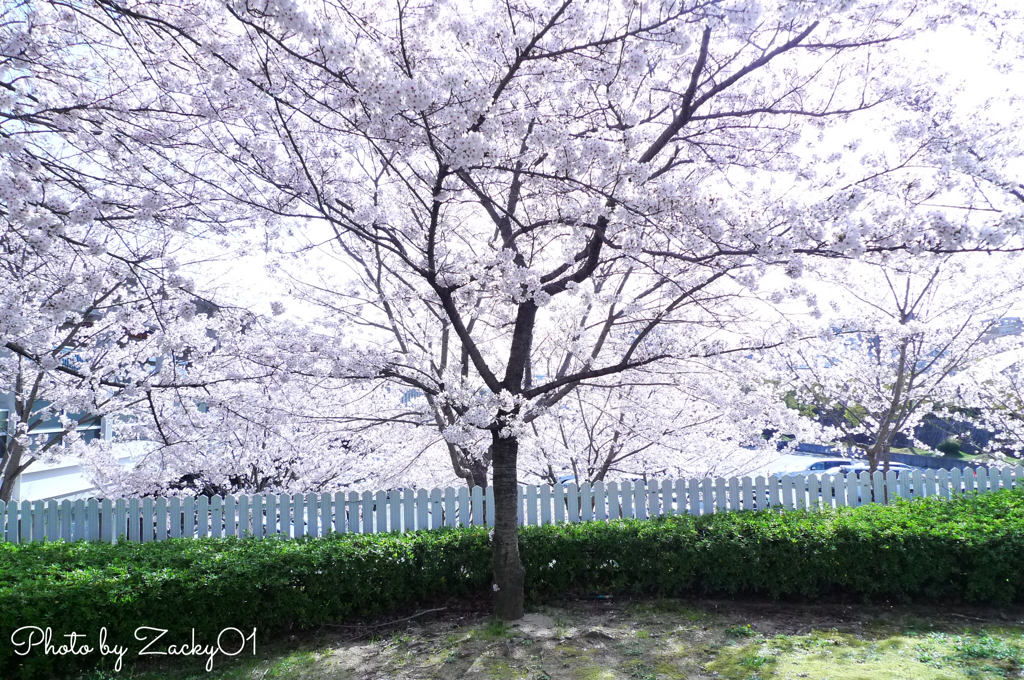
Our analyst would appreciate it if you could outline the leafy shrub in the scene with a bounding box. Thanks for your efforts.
[937,439,964,457]
[1,489,1022,678]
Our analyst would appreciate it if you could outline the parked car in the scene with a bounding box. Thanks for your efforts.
[822,462,954,503]
[823,462,913,475]
[774,458,853,477]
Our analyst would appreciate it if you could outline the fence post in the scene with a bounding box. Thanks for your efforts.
[66,500,80,542]
[647,480,660,517]
[526,485,539,526]
[20,501,32,543]
[616,481,628,518]
[936,470,950,499]
[471,486,484,527]
[622,481,636,518]
[302,493,315,537]
[553,483,566,522]
[85,499,98,543]
[457,487,469,528]
[261,495,273,536]
[44,500,58,541]
[224,495,237,538]
[976,467,989,494]
[290,493,304,537]
[236,495,249,538]
[140,498,153,543]
[580,482,593,522]
[636,481,649,520]
[101,499,113,543]
[662,480,675,516]
[635,481,648,520]
[372,490,386,533]
[5,501,17,544]
[154,498,166,541]
[196,497,209,539]
[429,488,443,530]
[869,471,882,505]
[31,500,44,542]
[909,470,923,500]
[751,476,764,511]
[180,497,193,539]
[329,492,340,534]
[539,485,552,525]
[567,483,580,523]
[605,482,619,519]
[782,476,796,510]
[413,489,426,530]
[404,488,417,532]
[594,481,607,521]
[443,487,456,528]
[389,490,401,532]
[698,478,711,514]
[963,467,976,493]
[727,477,739,512]
[112,499,125,542]
[950,468,962,496]
[883,470,897,505]
[830,474,843,508]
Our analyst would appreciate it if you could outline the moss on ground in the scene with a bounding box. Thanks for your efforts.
[708,627,1024,680]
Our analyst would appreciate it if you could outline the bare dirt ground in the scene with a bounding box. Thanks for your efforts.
[90,598,1024,680]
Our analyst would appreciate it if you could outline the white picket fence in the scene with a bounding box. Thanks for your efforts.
[1,466,1022,545]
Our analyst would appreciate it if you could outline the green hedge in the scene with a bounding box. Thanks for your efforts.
[1,489,1023,678]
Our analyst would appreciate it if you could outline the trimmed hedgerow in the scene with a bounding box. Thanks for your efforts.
[1,489,1023,678]
[520,487,1024,604]
[0,528,493,679]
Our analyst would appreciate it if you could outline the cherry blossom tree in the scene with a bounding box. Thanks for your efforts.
[0,0,233,501]
[277,238,801,490]
[13,0,1024,619]
[773,256,1024,472]
[85,380,369,498]
[0,0,332,502]
[518,354,813,484]
[277,245,496,488]
[973,359,1024,459]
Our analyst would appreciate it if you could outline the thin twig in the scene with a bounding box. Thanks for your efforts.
[321,607,448,632]
[947,613,995,622]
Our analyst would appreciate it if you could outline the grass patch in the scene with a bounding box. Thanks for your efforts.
[477,618,515,640]
[726,624,760,639]
[709,629,1024,680]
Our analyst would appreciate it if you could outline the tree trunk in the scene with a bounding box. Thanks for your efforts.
[490,431,525,620]
[0,440,25,503]
[468,457,489,489]
[865,443,880,473]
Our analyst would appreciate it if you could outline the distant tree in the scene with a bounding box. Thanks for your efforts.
[774,257,1024,472]
[519,356,814,484]
[0,1,277,502]
[963,350,1024,461]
